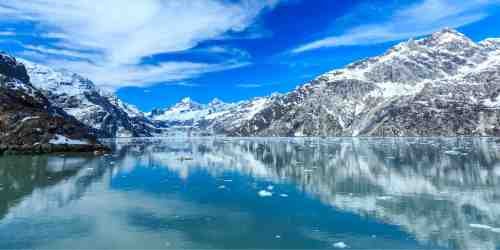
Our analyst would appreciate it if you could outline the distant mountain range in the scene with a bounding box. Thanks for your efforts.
[150,28,500,137]
[1,28,500,150]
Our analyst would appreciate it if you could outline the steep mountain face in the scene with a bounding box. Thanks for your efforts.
[22,61,159,138]
[226,29,500,136]
[0,53,107,154]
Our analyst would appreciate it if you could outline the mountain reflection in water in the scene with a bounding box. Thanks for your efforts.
[1,138,499,250]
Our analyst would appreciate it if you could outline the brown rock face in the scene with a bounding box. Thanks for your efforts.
[0,53,108,154]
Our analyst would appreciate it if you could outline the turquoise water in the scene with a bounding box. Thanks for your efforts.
[1,138,500,249]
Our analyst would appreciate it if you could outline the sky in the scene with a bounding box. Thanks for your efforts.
[1,0,500,111]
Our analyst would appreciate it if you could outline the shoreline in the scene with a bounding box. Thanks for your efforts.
[0,143,110,156]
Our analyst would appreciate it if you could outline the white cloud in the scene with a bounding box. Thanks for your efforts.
[23,44,98,60]
[44,56,249,90]
[0,31,16,36]
[0,0,280,88]
[293,0,500,53]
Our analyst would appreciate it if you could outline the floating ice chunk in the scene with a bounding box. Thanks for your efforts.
[333,242,348,248]
[470,224,500,233]
[376,196,393,201]
[223,179,233,182]
[444,150,461,156]
[280,194,289,197]
[258,190,273,197]
[218,185,226,189]
[267,185,274,190]
[275,235,281,239]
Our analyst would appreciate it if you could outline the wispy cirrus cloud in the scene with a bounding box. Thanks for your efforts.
[0,0,281,88]
[293,0,500,53]
[0,31,16,36]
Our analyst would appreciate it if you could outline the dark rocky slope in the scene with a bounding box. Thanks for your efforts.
[22,60,159,138]
[0,53,108,154]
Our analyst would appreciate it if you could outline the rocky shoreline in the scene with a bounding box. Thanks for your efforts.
[0,143,110,155]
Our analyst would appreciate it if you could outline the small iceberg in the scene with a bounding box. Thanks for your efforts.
[470,224,500,233]
[444,150,461,156]
[258,190,273,197]
[376,196,393,201]
[333,242,348,248]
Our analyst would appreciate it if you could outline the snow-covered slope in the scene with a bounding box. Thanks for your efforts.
[0,53,107,153]
[148,29,500,137]
[226,28,500,136]
[22,60,158,138]
[148,96,273,136]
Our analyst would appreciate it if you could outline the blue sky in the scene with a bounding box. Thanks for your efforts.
[1,0,500,111]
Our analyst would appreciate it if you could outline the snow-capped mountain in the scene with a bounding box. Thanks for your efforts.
[22,60,159,138]
[0,53,107,153]
[148,96,274,136]
[4,28,499,139]
[148,28,500,137]
[224,28,500,136]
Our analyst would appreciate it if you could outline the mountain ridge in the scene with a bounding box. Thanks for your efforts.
[0,53,108,154]
[21,59,159,138]
[3,28,499,138]
[149,28,500,137]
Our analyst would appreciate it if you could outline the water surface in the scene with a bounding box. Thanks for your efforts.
[1,138,500,249]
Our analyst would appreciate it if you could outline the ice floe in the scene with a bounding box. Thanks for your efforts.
[258,190,273,197]
[333,242,348,248]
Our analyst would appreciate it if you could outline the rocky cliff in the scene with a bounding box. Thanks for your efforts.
[0,53,108,154]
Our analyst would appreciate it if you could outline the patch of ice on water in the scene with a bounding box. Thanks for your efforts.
[333,242,348,248]
[258,190,273,197]
[280,194,289,198]
[470,224,500,233]
[267,185,274,190]
[376,196,393,201]
[444,150,461,156]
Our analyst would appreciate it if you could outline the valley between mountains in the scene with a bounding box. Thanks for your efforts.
[1,28,500,153]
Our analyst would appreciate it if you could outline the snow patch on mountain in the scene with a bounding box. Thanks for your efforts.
[21,59,157,138]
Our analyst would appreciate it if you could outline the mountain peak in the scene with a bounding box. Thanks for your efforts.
[209,98,226,107]
[181,97,194,104]
[0,53,30,84]
[170,97,202,111]
[422,28,475,48]
[480,38,500,50]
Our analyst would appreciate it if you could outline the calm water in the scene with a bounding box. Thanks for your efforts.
[1,138,500,250]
